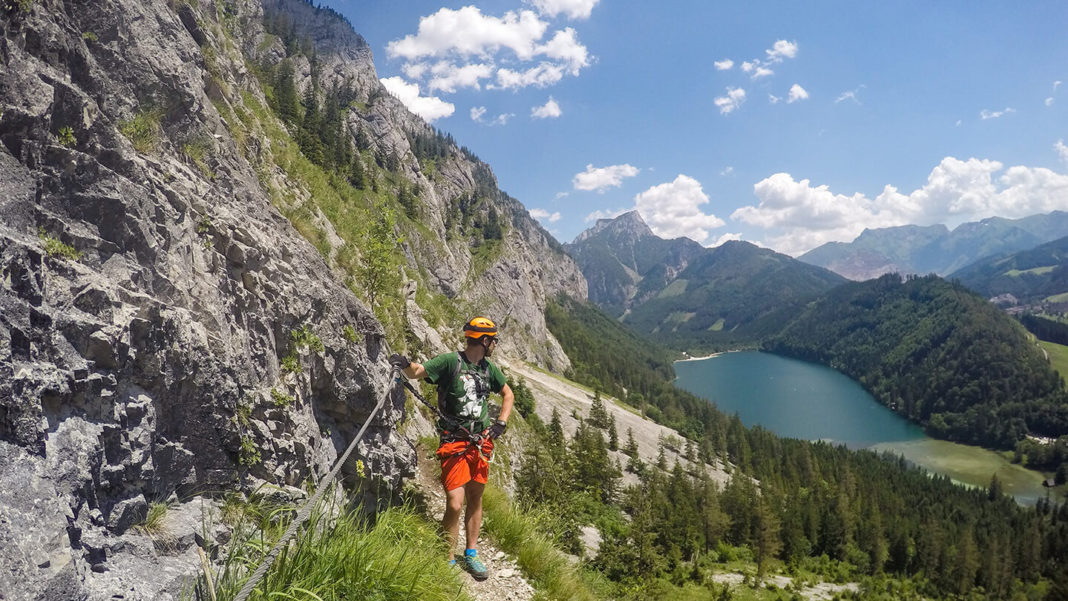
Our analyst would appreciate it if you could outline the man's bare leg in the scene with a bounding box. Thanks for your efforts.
[463,480,485,552]
[443,485,466,561]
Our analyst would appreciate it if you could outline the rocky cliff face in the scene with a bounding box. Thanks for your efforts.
[0,0,584,598]
[566,211,704,314]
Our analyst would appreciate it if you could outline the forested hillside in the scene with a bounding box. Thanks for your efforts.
[765,274,1068,448]
[951,235,1068,305]
[619,240,846,349]
[541,296,1068,601]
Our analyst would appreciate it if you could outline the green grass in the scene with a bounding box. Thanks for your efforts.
[202,498,473,601]
[1044,291,1068,303]
[119,108,164,153]
[657,279,689,298]
[482,486,603,601]
[1006,265,1056,277]
[1039,340,1068,386]
[134,502,171,536]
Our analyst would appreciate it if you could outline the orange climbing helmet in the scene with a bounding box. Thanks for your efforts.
[463,316,498,340]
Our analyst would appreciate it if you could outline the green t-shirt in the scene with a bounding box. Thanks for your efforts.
[423,351,507,432]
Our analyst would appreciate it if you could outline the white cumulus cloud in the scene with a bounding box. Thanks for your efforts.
[1047,97,1056,107]
[532,97,562,118]
[787,84,809,103]
[535,27,589,74]
[494,63,566,89]
[529,0,599,20]
[426,61,495,93]
[634,175,726,244]
[715,87,746,114]
[380,77,455,122]
[752,66,774,79]
[980,107,1016,120]
[1057,140,1068,165]
[710,232,744,247]
[387,7,548,61]
[387,7,590,93]
[573,163,640,192]
[529,208,562,222]
[714,59,734,71]
[471,106,487,121]
[732,157,1068,256]
[766,40,798,62]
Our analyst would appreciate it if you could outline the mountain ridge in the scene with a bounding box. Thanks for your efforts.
[566,211,846,349]
[800,211,1068,280]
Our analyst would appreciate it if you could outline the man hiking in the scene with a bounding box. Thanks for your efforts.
[390,316,514,581]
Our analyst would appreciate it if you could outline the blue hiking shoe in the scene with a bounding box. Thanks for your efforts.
[463,549,489,581]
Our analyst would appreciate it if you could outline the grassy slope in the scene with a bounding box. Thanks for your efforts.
[1039,340,1068,386]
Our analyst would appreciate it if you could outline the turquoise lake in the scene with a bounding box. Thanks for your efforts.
[673,351,1052,504]
[673,351,926,448]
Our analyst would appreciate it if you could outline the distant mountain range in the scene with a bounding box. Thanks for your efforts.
[566,211,846,349]
[799,211,1068,281]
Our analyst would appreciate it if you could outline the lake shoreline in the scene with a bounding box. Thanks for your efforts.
[674,351,1055,506]
[676,349,748,362]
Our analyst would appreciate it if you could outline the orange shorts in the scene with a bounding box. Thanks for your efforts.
[437,439,494,491]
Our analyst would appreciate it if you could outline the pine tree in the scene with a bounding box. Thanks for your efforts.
[589,389,608,429]
[607,413,618,451]
[624,427,639,458]
[753,493,782,579]
[272,60,302,125]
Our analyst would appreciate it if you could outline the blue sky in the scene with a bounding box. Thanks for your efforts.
[326,0,1068,255]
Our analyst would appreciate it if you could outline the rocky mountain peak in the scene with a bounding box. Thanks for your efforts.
[572,210,653,244]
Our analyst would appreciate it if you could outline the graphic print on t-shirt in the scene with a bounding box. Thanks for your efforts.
[457,371,487,418]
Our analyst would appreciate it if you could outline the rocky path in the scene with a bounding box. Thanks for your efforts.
[412,444,536,601]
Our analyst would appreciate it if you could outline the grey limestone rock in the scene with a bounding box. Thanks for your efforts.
[0,0,585,597]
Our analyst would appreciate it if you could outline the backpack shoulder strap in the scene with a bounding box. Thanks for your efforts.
[437,352,463,414]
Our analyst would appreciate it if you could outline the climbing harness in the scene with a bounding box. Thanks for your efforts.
[231,366,399,601]
[399,368,495,464]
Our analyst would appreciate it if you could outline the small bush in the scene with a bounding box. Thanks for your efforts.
[57,126,76,147]
[342,324,358,344]
[82,31,98,42]
[290,324,324,353]
[270,388,295,407]
[37,228,81,261]
[239,435,261,466]
[281,354,301,374]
